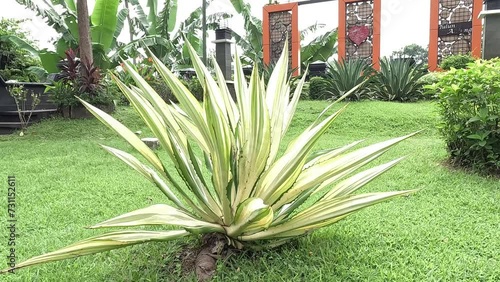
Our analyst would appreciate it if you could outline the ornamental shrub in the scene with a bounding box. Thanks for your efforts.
[440,54,475,70]
[308,76,330,100]
[429,59,500,173]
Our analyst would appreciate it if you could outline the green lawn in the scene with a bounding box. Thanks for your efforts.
[1,101,498,281]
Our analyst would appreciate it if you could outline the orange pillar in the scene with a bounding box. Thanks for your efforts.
[263,3,300,76]
[471,0,483,58]
[338,0,381,69]
[372,0,381,70]
[428,0,439,71]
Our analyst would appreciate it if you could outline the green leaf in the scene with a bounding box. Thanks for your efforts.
[91,0,120,52]
[111,8,129,49]
[1,35,39,57]
[301,29,338,66]
[38,51,61,73]
[167,0,177,33]
[90,204,224,234]
[0,230,189,274]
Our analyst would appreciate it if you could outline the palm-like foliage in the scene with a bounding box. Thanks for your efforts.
[114,0,231,69]
[1,44,417,275]
[14,0,124,70]
[325,59,375,101]
[373,58,427,102]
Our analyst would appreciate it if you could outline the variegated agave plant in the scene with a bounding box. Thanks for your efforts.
[2,43,416,277]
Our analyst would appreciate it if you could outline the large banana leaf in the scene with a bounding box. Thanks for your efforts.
[110,8,129,50]
[128,0,150,32]
[166,0,178,33]
[301,29,338,67]
[91,0,120,52]
[38,50,61,73]
[0,35,39,57]
[16,0,77,45]
[147,0,159,35]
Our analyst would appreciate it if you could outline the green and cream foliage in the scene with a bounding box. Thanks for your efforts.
[1,44,417,272]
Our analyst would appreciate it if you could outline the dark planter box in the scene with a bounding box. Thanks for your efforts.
[0,82,56,112]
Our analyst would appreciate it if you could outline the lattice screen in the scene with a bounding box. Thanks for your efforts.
[345,0,374,61]
[269,11,293,67]
[438,0,474,63]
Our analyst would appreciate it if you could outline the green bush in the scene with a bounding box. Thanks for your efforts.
[308,76,330,100]
[440,54,475,70]
[325,59,374,101]
[372,58,427,102]
[0,19,42,82]
[429,59,500,173]
[186,77,203,101]
[419,72,445,99]
[150,79,176,103]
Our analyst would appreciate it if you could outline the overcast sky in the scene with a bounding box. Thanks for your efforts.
[0,0,430,56]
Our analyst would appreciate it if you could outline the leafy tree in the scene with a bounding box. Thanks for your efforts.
[0,18,41,81]
[391,44,428,65]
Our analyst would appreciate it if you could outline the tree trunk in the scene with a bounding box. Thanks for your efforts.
[77,0,93,64]
[195,234,226,281]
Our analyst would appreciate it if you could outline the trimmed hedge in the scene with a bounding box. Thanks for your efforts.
[428,59,500,173]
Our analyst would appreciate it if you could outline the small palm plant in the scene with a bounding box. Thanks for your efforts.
[373,58,427,102]
[325,58,375,101]
[1,44,417,280]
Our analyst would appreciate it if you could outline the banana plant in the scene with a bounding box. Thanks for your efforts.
[0,43,417,280]
[118,0,231,69]
[14,0,124,70]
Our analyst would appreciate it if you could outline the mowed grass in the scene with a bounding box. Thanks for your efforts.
[0,101,498,281]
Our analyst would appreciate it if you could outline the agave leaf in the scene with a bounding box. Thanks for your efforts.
[283,67,308,133]
[113,82,216,215]
[279,133,418,208]
[227,198,274,237]
[233,48,248,101]
[242,190,415,240]
[99,145,209,216]
[78,98,163,173]
[266,40,290,167]
[204,92,234,223]
[113,70,222,221]
[291,190,416,227]
[90,204,224,234]
[0,230,189,274]
[256,106,347,203]
[234,64,271,206]
[185,44,237,222]
[111,78,175,155]
[185,41,237,128]
[305,140,364,169]
[149,51,211,151]
[324,157,405,199]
